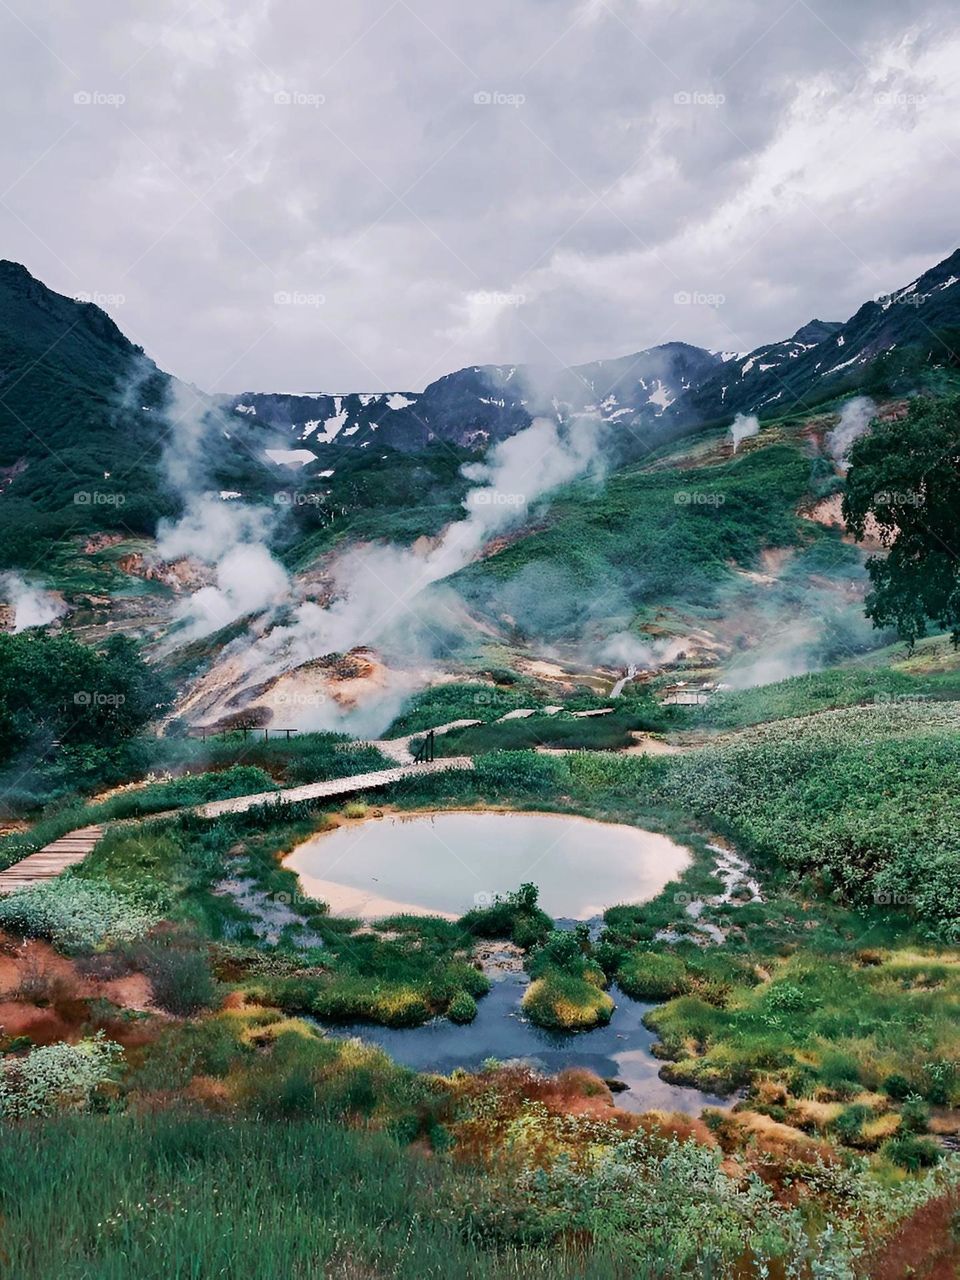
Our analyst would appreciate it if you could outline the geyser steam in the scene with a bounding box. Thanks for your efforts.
[826,396,876,470]
[1,573,66,632]
[729,413,760,452]
[228,414,610,725]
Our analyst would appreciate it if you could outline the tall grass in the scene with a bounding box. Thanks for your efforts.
[0,1112,666,1280]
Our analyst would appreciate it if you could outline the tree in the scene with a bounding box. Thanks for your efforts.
[843,395,960,646]
[0,630,171,766]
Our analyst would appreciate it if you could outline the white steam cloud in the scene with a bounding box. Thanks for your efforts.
[1,573,66,632]
[151,378,292,643]
[599,631,654,669]
[229,415,610,726]
[729,413,760,452]
[826,396,876,471]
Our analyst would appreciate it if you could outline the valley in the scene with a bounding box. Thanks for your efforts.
[0,253,959,1278]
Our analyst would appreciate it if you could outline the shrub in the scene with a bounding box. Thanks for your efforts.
[900,1094,931,1135]
[447,990,478,1023]
[0,876,159,951]
[0,1034,121,1117]
[138,936,220,1016]
[617,950,690,1000]
[882,1133,942,1171]
[522,970,614,1030]
[882,1073,913,1101]
[459,882,553,949]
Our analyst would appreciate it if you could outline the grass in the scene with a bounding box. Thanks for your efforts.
[0,731,391,870]
[645,944,960,1107]
[700,662,960,730]
[429,708,666,755]
[452,444,814,638]
[522,970,614,1030]
[0,1112,514,1280]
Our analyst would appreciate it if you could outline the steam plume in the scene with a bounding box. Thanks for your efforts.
[230,415,610,721]
[826,396,876,471]
[1,573,66,632]
[730,413,760,452]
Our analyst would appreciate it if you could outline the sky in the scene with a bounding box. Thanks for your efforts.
[2,0,959,394]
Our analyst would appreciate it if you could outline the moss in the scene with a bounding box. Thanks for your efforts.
[617,951,690,1000]
[522,970,614,1031]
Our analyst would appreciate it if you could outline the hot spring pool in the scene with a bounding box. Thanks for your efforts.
[284,810,691,922]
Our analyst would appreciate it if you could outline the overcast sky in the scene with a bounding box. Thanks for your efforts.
[2,0,959,393]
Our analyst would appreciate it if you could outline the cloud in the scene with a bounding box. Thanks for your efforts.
[1,2,959,392]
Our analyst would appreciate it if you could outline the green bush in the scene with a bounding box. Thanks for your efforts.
[0,1034,121,1117]
[0,875,159,951]
[617,951,690,1000]
[881,1133,941,1171]
[447,991,478,1023]
[137,934,220,1016]
[459,882,553,949]
[522,969,614,1031]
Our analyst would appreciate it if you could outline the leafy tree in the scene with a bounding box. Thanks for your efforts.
[843,394,960,645]
[0,630,170,766]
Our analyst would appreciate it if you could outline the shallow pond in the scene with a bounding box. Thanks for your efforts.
[290,810,717,1111]
[320,967,729,1115]
[285,810,691,921]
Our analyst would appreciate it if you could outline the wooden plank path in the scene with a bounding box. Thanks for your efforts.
[0,825,103,896]
[197,756,474,819]
[0,757,475,894]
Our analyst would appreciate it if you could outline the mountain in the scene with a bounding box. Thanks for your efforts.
[0,261,180,558]
[219,341,720,454]
[2,247,959,557]
[220,249,960,456]
[673,249,960,428]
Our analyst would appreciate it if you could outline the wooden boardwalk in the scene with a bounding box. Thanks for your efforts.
[197,756,474,819]
[0,756,475,895]
[0,825,104,896]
